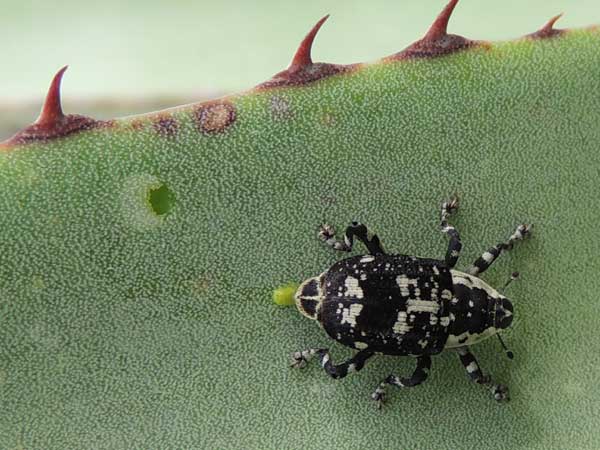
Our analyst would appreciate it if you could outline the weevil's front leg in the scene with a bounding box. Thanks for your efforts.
[440,197,461,268]
[371,355,431,409]
[318,222,385,255]
[291,348,374,379]
[467,224,532,276]
[456,346,509,402]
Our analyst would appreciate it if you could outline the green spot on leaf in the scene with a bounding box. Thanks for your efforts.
[273,283,299,306]
[147,183,175,216]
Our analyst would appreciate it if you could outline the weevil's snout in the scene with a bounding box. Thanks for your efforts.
[295,276,323,320]
[495,296,514,330]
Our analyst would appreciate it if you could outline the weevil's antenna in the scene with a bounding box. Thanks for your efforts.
[501,271,520,294]
[497,271,519,359]
[497,334,514,360]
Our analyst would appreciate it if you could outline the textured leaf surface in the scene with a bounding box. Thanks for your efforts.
[1,31,600,449]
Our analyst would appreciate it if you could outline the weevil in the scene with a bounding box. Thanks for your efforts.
[292,197,531,408]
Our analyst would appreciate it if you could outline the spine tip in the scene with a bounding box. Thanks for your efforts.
[38,65,69,126]
[424,0,459,41]
[289,14,330,72]
[542,13,564,32]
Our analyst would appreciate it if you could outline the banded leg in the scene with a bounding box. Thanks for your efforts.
[467,224,532,276]
[371,355,431,409]
[318,222,385,255]
[456,346,509,402]
[440,197,462,268]
[291,348,374,379]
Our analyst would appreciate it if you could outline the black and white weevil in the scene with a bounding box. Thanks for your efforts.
[292,197,531,408]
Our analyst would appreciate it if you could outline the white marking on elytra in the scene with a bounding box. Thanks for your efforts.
[354,341,368,349]
[441,289,452,300]
[396,275,418,297]
[344,276,364,299]
[348,363,357,373]
[432,266,440,275]
[418,339,428,349]
[440,316,450,327]
[393,311,411,334]
[360,255,375,263]
[397,274,410,296]
[407,299,440,314]
[340,304,363,327]
[360,273,367,281]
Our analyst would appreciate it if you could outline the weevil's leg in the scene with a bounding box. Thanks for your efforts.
[467,224,532,276]
[291,348,374,379]
[371,355,431,409]
[456,346,509,402]
[290,348,320,369]
[318,222,385,255]
[440,197,461,268]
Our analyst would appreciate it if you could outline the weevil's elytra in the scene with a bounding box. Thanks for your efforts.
[291,197,531,408]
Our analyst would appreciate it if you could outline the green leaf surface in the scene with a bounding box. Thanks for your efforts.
[1,31,600,449]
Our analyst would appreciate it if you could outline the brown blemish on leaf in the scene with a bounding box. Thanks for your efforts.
[526,14,565,40]
[270,95,293,120]
[152,116,179,138]
[195,101,237,134]
[0,66,106,150]
[256,15,358,90]
[386,0,487,62]
[130,119,145,131]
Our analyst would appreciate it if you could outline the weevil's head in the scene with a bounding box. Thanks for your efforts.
[494,295,514,330]
[294,276,324,320]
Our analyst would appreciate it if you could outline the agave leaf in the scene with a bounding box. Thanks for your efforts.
[1,5,599,450]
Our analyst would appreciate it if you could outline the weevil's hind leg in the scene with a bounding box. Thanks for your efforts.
[371,355,431,409]
[319,222,385,255]
[467,224,532,276]
[456,347,509,402]
[440,197,462,268]
[291,348,374,379]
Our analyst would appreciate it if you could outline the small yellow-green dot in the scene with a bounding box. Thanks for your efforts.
[273,283,299,306]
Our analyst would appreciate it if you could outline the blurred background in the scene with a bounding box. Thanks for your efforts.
[1,0,599,138]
